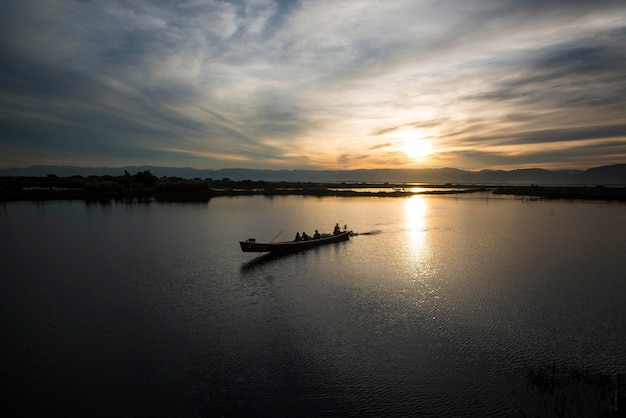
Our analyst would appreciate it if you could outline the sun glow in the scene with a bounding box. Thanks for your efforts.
[400,130,433,160]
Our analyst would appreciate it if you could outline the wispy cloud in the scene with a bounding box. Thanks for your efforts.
[1,0,625,170]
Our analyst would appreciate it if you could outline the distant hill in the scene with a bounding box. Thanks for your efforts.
[1,164,625,185]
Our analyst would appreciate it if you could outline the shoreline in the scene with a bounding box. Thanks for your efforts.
[2,175,626,202]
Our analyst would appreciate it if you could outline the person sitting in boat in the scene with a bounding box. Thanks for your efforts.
[302,231,311,241]
[294,232,301,242]
[333,223,341,235]
[313,230,321,239]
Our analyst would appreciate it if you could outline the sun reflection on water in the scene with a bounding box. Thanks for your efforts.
[405,195,428,255]
[404,195,439,306]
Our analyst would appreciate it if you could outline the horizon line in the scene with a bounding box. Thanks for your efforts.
[2,163,625,173]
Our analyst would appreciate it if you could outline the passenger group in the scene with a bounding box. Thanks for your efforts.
[294,223,343,241]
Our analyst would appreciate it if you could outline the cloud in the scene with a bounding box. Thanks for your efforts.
[450,28,626,158]
[1,0,625,170]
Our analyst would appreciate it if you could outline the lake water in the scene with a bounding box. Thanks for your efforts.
[2,194,625,417]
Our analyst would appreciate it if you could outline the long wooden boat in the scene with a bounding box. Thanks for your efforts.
[240,230,351,253]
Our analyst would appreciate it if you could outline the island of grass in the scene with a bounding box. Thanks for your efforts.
[1,170,625,202]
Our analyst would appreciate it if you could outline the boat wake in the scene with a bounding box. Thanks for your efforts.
[351,230,383,236]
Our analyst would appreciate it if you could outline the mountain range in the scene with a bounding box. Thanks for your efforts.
[1,164,626,185]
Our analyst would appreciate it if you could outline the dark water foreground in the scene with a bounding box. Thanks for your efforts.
[1,196,625,417]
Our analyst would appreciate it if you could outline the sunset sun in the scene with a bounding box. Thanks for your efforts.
[401,130,433,160]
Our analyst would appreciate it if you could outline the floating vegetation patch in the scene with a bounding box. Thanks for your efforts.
[523,363,616,417]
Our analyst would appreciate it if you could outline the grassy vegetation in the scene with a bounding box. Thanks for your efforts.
[522,363,617,417]
[493,184,626,201]
[0,171,481,201]
[1,171,625,201]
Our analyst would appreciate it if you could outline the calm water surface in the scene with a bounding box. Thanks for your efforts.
[2,195,625,417]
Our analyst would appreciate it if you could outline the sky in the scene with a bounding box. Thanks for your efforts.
[1,0,626,171]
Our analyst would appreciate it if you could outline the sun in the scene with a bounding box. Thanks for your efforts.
[403,139,432,159]
[400,130,433,159]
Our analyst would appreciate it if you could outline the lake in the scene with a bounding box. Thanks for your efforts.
[2,194,625,417]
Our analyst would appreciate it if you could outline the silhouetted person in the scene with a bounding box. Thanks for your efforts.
[302,232,310,241]
[333,223,341,235]
[294,232,301,242]
[313,230,321,239]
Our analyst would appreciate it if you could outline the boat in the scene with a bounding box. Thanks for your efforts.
[239,230,351,253]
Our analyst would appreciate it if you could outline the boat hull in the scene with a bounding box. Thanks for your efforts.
[240,231,351,253]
